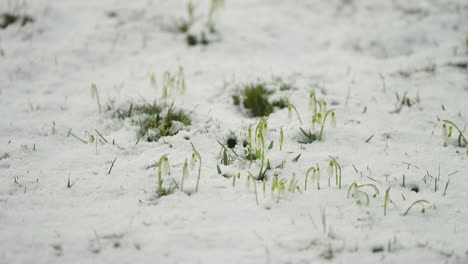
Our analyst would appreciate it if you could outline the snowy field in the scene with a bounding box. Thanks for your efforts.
[1,0,468,263]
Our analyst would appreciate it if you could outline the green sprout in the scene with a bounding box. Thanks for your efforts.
[170,0,225,46]
[244,126,258,161]
[347,182,379,206]
[207,0,224,32]
[268,140,274,150]
[150,73,157,91]
[271,175,286,203]
[217,140,234,166]
[124,101,191,142]
[176,1,195,33]
[117,68,189,142]
[441,120,467,148]
[392,92,420,113]
[279,128,284,151]
[403,200,430,216]
[232,172,239,188]
[288,104,303,125]
[187,1,195,25]
[191,143,202,192]
[308,92,337,141]
[305,163,321,190]
[91,83,102,114]
[177,66,186,94]
[157,155,173,196]
[180,158,189,192]
[234,82,289,117]
[443,178,450,196]
[255,117,269,181]
[297,99,336,144]
[297,127,317,144]
[161,67,186,102]
[292,153,301,162]
[327,156,342,189]
[288,173,298,193]
[318,109,336,141]
[247,173,259,205]
[310,92,327,123]
[384,187,391,216]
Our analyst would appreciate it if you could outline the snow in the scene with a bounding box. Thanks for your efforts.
[0,0,467,263]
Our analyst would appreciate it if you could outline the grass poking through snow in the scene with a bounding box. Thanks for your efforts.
[232,82,290,117]
[116,101,191,142]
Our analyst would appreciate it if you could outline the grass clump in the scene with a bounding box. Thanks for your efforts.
[110,66,189,142]
[391,92,420,114]
[233,82,289,117]
[170,0,224,46]
[90,67,189,145]
[242,84,274,117]
[0,13,34,29]
[117,102,191,142]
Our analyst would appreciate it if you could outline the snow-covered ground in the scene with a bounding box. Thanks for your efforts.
[1,0,468,263]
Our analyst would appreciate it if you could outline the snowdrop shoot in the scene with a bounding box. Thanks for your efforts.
[279,127,284,151]
[191,143,203,192]
[305,163,321,190]
[90,83,101,114]
[157,155,171,196]
[403,200,430,216]
[327,156,342,189]
[181,159,189,192]
[318,109,336,141]
[441,120,467,150]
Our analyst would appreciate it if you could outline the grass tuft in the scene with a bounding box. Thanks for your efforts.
[233,82,290,117]
[169,0,222,46]
[0,13,34,29]
[242,84,273,117]
[117,101,191,142]
[391,92,420,114]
